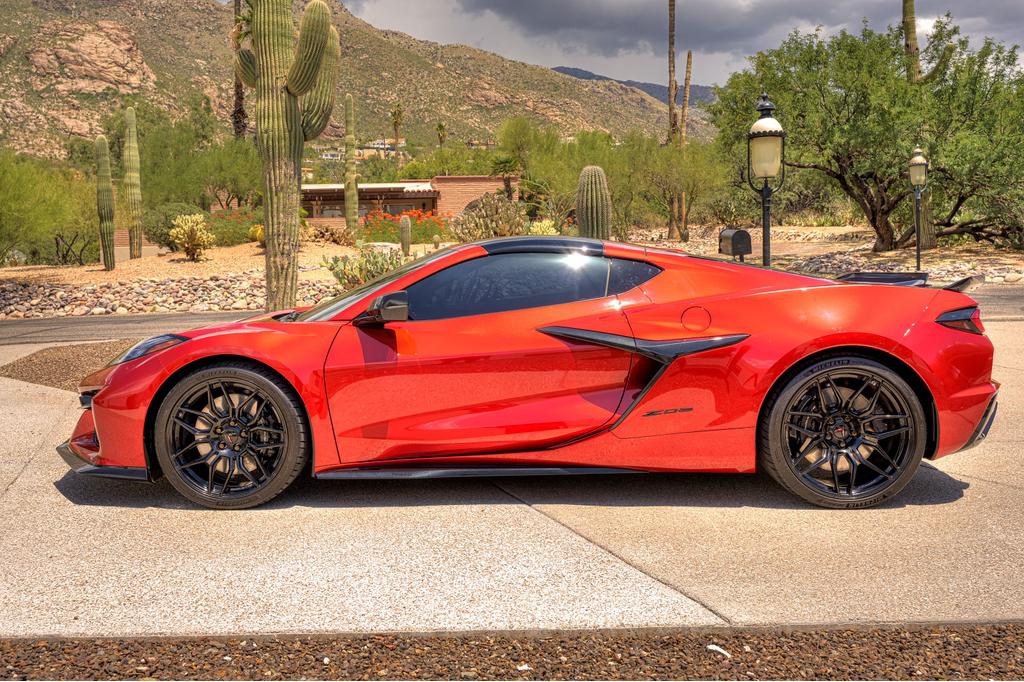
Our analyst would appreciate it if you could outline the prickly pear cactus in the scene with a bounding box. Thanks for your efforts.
[123,107,144,259]
[575,165,612,240]
[232,0,340,310]
[344,94,359,234]
[399,215,412,256]
[95,136,116,271]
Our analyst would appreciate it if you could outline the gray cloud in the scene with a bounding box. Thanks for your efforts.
[347,0,1024,85]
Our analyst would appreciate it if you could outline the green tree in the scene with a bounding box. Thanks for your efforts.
[713,26,929,251]
[713,19,1023,251]
[196,138,262,209]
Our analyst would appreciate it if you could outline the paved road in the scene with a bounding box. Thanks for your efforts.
[0,323,1020,637]
[1,284,1021,345]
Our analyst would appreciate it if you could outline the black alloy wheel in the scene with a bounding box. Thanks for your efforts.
[760,357,927,509]
[155,362,308,509]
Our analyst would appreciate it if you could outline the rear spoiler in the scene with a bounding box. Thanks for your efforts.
[943,274,985,293]
[836,272,928,287]
[836,271,985,293]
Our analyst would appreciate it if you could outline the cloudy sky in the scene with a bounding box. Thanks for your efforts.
[344,0,1023,86]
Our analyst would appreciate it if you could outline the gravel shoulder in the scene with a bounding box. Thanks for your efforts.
[0,340,137,391]
[3,624,1023,680]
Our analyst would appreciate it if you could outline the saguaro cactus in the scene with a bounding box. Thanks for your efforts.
[344,94,359,234]
[399,215,412,256]
[576,166,612,240]
[232,0,340,310]
[95,136,116,271]
[902,0,953,85]
[123,107,144,259]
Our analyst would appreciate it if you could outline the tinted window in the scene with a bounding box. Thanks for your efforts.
[608,258,662,294]
[407,253,610,320]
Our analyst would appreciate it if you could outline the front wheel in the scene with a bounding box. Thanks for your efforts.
[759,357,927,509]
[154,362,308,509]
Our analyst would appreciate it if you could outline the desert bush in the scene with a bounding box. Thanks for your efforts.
[169,213,215,261]
[248,223,266,247]
[361,209,447,244]
[322,241,406,288]
[143,203,208,251]
[207,207,261,246]
[306,221,355,246]
[449,192,529,243]
[528,219,560,236]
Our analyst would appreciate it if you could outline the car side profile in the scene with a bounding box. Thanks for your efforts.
[57,237,998,509]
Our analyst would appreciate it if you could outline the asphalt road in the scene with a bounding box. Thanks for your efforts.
[0,322,1020,637]
[0,283,1021,345]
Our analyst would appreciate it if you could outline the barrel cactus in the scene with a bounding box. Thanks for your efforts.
[95,136,115,271]
[399,215,412,256]
[232,0,340,310]
[123,107,144,259]
[344,93,359,235]
[576,165,612,240]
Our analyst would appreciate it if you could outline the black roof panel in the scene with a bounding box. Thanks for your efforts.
[479,236,605,255]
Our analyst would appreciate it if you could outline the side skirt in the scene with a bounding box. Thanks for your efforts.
[314,466,646,480]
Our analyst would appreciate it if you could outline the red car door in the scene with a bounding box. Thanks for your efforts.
[323,252,637,463]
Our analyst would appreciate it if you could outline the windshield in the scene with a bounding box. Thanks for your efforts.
[296,247,456,322]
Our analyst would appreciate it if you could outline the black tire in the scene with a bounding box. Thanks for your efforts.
[759,356,927,509]
[154,361,308,509]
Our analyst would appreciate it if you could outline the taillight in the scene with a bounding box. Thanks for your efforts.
[937,307,985,334]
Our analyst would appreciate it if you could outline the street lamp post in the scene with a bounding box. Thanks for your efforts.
[747,93,786,267]
[909,147,929,272]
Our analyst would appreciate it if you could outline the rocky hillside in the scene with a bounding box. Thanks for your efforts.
[0,0,702,158]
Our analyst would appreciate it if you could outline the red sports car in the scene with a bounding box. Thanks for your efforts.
[57,237,998,509]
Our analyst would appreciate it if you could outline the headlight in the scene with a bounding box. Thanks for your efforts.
[109,334,188,365]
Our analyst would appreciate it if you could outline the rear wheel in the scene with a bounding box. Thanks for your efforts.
[759,356,927,509]
[154,362,308,509]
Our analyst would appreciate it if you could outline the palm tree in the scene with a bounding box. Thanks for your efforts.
[230,0,249,138]
[667,0,678,142]
[490,155,519,200]
[389,102,404,153]
[436,121,448,148]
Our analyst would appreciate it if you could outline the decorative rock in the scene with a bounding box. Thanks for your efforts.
[1004,273,1022,283]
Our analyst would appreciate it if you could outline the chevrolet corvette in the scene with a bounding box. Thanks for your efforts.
[57,236,998,509]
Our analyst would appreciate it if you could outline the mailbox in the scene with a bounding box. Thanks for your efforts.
[719,228,752,261]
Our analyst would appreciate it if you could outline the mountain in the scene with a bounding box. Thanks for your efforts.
[0,0,708,159]
[553,66,716,106]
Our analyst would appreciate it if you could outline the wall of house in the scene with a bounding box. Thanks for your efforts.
[433,176,518,216]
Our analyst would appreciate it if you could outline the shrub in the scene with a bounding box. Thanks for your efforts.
[361,209,447,244]
[528,219,560,236]
[322,241,407,288]
[207,207,261,246]
[169,213,215,261]
[248,223,266,247]
[306,221,355,246]
[449,192,529,243]
[143,203,208,251]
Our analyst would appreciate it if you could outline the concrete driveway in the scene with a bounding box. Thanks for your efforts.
[0,323,1020,637]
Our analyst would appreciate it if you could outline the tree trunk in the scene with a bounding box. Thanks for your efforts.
[919,193,937,250]
[231,0,248,138]
[679,50,692,146]
[667,195,680,240]
[667,0,677,142]
[679,191,688,241]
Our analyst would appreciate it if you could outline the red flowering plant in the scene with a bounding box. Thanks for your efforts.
[361,209,449,244]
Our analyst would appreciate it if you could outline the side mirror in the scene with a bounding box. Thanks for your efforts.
[356,291,409,326]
